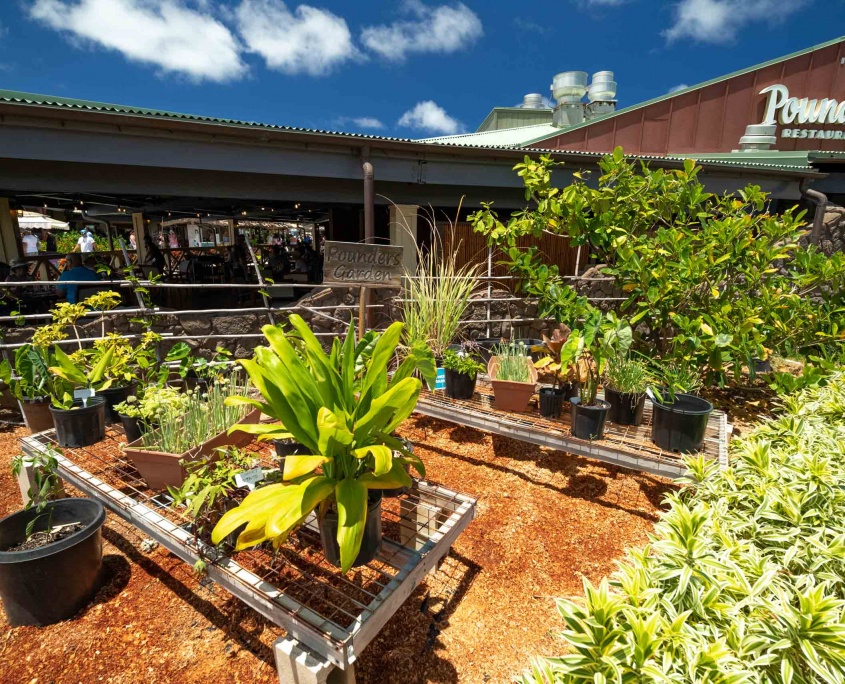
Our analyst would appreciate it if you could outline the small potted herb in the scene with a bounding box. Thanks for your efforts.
[533,324,584,418]
[0,343,61,434]
[603,356,651,426]
[649,361,713,453]
[114,386,189,443]
[442,344,485,400]
[488,341,538,413]
[123,373,260,490]
[48,344,113,448]
[0,450,106,625]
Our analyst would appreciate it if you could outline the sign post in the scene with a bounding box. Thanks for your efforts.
[322,241,404,341]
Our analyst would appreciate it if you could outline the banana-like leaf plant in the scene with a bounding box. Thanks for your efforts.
[212,315,431,572]
[48,344,115,409]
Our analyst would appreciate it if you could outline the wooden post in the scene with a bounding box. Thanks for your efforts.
[132,212,146,266]
[358,286,366,342]
[0,199,22,263]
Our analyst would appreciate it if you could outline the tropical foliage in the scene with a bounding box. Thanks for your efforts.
[469,148,845,384]
[521,373,845,683]
[211,315,432,572]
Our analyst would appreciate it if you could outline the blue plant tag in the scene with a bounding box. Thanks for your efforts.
[434,367,446,391]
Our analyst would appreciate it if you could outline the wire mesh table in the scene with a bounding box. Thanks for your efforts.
[416,380,729,478]
[19,428,477,673]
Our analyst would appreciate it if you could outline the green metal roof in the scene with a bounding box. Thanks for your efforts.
[524,34,845,146]
[0,88,417,142]
[476,106,553,132]
[0,87,821,176]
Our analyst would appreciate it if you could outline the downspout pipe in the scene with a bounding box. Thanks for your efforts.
[363,155,375,244]
[799,179,827,245]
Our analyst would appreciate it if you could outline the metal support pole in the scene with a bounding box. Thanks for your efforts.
[486,246,492,339]
[244,234,276,326]
[362,151,374,332]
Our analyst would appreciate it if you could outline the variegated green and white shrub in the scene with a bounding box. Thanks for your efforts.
[522,373,845,684]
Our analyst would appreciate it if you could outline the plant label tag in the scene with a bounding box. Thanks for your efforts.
[235,468,264,491]
[434,367,446,391]
[74,388,95,407]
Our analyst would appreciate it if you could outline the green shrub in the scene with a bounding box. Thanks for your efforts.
[521,373,845,683]
[470,148,845,385]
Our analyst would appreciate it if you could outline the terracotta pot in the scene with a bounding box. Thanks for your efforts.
[123,409,261,490]
[487,356,537,413]
[18,397,54,434]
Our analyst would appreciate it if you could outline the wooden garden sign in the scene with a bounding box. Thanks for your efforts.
[322,241,404,288]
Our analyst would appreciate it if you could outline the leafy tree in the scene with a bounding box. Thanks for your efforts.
[470,148,845,383]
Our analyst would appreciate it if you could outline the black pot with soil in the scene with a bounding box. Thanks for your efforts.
[98,381,138,425]
[444,368,477,400]
[604,387,646,426]
[651,392,713,453]
[0,497,106,626]
[538,387,565,418]
[570,397,611,440]
[319,490,383,569]
[118,413,156,444]
[273,438,306,459]
[49,396,106,448]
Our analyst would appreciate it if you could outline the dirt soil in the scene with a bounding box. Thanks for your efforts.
[5,521,84,552]
[0,414,673,684]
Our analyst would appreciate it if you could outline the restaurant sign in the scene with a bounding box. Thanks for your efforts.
[759,84,845,140]
[323,241,404,287]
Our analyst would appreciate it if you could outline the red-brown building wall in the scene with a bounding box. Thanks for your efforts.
[531,40,845,155]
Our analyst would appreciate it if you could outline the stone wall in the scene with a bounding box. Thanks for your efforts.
[0,285,555,356]
[813,203,845,256]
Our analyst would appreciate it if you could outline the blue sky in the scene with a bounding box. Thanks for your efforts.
[1,1,844,138]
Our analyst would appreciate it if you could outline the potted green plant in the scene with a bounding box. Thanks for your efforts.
[0,343,62,433]
[123,373,259,490]
[649,361,713,453]
[211,315,429,573]
[533,324,585,418]
[48,344,113,447]
[488,341,538,413]
[0,450,106,626]
[603,356,651,426]
[442,344,485,400]
[114,386,189,443]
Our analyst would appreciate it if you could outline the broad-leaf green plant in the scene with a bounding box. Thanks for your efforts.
[211,314,428,572]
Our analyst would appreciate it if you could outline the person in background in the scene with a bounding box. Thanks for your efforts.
[144,235,166,275]
[21,230,38,255]
[74,229,95,253]
[269,245,290,280]
[41,229,57,253]
[292,248,308,274]
[229,234,248,282]
[128,233,137,250]
[56,253,100,303]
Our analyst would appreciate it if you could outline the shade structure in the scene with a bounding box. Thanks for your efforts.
[18,211,69,231]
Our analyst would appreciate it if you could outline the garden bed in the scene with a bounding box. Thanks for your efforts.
[0,416,671,683]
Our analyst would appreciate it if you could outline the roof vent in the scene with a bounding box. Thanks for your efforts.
[521,93,545,109]
[587,71,617,102]
[551,71,588,104]
[738,123,777,151]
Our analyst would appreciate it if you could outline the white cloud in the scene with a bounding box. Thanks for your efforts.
[235,0,358,76]
[28,0,246,82]
[352,117,384,129]
[663,0,809,43]
[361,1,482,62]
[668,83,689,93]
[398,101,462,135]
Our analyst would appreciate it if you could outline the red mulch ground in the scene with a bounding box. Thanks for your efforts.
[0,413,671,683]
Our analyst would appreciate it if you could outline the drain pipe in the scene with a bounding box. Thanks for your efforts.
[799,179,828,245]
[361,149,375,334]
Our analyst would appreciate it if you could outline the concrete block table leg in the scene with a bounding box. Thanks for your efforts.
[274,637,356,684]
[15,456,65,507]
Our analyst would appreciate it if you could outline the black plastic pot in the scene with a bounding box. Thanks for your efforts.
[98,381,138,425]
[570,397,610,440]
[605,387,646,426]
[444,369,477,400]
[651,392,714,453]
[118,413,156,444]
[0,497,106,626]
[561,382,580,402]
[538,387,565,418]
[319,491,383,569]
[273,439,306,459]
[49,397,106,448]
